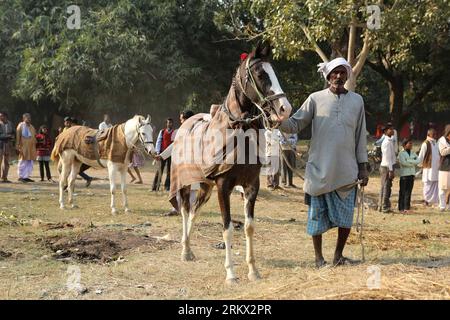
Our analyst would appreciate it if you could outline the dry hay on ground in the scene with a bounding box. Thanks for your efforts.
[1,163,450,299]
[348,230,450,251]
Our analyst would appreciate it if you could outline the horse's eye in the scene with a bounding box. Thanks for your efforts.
[254,71,263,79]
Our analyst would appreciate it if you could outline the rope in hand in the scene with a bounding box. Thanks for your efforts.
[355,181,366,263]
[279,142,305,181]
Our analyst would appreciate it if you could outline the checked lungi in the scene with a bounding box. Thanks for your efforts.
[307,187,357,236]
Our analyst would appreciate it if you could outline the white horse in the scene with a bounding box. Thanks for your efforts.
[51,115,155,214]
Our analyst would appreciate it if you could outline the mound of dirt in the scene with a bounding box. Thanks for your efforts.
[44,230,176,263]
[0,250,12,260]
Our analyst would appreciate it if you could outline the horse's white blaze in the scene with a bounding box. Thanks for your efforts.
[262,62,292,120]
[262,62,283,95]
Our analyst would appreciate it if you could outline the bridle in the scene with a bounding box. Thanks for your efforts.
[135,122,154,152]
[222,57,286,129]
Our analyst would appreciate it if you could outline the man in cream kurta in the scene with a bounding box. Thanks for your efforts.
[277,57,368,268]
[437,125,450,211]
[16,113,37,182]
[417,129,440,206]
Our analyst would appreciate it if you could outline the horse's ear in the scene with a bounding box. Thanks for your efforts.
[254,40,272,60]
[146,114,151,123]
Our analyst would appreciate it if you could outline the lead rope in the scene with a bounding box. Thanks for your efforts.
[279,141,305,181]
[355,184,366,262]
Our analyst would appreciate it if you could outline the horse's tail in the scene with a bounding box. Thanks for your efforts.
[50,146,60,162]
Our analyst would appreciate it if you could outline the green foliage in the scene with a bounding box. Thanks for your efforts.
[0,0,449,129]
[0,0,246,124]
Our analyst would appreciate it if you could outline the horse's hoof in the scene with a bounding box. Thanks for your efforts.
[124,208,131,214]
[71,204,79,209]
[59,205,65,210]
[225,278,239,286]
[181,251,195,261]
[111,208,118,215]
[248,271,261,281]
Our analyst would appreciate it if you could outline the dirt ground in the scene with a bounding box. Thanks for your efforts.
[0,161,449,300]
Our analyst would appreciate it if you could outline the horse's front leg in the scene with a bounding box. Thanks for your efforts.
[120,166,130,213]
[58,159,70,209]
[67,161,81,208]
[217,179,237,285]
[243,181,261,281]
[107,163,117,214]
[180,187,195,261]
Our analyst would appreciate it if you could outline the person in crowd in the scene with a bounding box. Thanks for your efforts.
[438,124,450,212]
[417,128,440,207]
[375,121,399,154]
[278,130,298,188]
[398,138,420,213]
[152,118,175,191]
[163,110,195,216]
[98,114,113,131]
[0,111,15,183]
[35,125,54,182]
[379,125,396,213]
[128,149,144,184]
[16,113,37,183]
[265,129,281,191]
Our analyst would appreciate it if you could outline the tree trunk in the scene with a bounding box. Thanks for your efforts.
[345,73,357,91]
[388,74,404,129]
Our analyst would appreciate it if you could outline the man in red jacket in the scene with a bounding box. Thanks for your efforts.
[35,125,54,182]
[152,118,175,191]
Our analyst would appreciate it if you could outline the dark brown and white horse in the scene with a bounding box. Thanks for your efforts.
[173,42,292,284]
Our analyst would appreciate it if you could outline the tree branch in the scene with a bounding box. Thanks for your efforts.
[406,73,441,110]
[347,16,357,65]
[300,23,329,62]
[352,30,371,78]
[366,59,394,82]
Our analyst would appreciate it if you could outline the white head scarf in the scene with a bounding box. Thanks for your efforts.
[317,57,352,81]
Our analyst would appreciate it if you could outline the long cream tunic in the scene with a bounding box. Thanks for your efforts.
[280,88,368,196]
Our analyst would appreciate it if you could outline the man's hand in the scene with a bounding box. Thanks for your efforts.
[358,163,369,187]
[388,170,395,180]
[154,155,162,161]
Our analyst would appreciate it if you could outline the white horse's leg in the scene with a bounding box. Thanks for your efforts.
[243,190,261,281]
[180,203,192,261]
[107,162,118,214]
[67,161,82,208]
[223,223,237,284]
[183,190,199,260]
[244,199,261,281]
[180,189,195,261]
[58,156,71,209]
[120,166,130,213]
